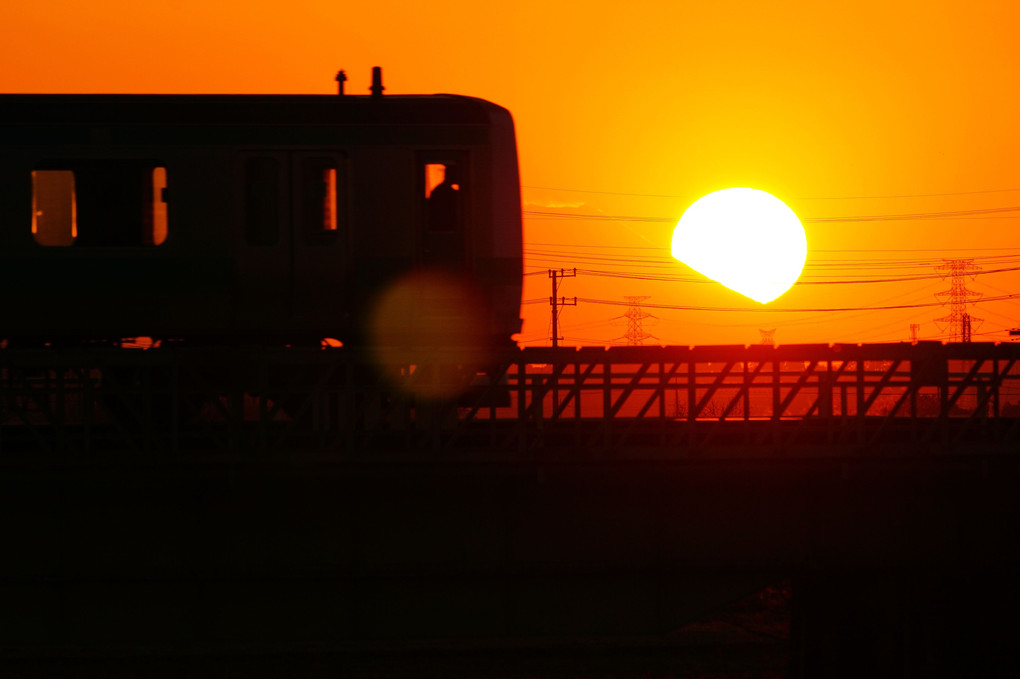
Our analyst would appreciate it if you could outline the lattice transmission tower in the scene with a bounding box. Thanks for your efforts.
[934,259,982,343]
[613,296,657,345]
[759,329,776,346]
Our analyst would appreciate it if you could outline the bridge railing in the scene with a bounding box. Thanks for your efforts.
[2,343,1020,456]
[449,343,1020,455]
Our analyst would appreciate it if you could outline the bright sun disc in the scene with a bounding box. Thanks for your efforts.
[670,187,807,304]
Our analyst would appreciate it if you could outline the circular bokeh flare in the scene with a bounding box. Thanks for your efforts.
[367,270,490,400]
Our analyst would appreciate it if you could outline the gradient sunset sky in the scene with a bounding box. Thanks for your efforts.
[4,0,1020,347]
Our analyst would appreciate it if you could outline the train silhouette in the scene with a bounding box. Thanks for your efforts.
[0,72,523,358]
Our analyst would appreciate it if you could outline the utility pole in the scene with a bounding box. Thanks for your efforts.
[935,259,982,342]
[548,268,577,348]
[910,323,920,343]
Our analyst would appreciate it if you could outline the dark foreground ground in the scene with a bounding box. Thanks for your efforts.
[0,584,791,678]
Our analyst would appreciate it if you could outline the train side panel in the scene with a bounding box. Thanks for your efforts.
[0,143,235,342]
[0,94,523,348]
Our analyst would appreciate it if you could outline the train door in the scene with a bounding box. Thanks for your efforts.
[419,152,468,270]
[236,151,347,340]
[290,152,348,333]
[236,153,290,337]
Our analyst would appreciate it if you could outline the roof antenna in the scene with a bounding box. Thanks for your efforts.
[335,69,347,95]
[370,66,385,98]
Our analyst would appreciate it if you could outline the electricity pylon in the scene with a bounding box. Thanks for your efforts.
[934,259,981,343]
[612,296,657,345]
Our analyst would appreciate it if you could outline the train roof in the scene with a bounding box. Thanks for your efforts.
[0,93,508,127]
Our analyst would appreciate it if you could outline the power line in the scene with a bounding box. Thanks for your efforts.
[528,250,1020,262]
[526,211,673,223]
[575,292,1020,314]
[524,205,1020,224]
[562,265,1020,286]
[523,260,1020,286]
[524,246,1020,267]
[811,247,1020,253]
[519,246,1020,340]
[680,289,936,329]
[799,188,1020,200]
[524,245,1020,277]
[808,206,1020,223]
[523,184,1020,200]
[527,241,1020,254]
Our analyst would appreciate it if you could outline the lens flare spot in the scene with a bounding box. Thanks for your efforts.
[368,270,490,399]
[671,188,807,304]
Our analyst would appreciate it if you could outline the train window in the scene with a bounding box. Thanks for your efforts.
[151,167,168,246]
[31,161,168,247]
[31,170,76,246]
[424,164,448,198]
[424,161,462,233]
[244,157,281,246]
[301,157,339,240]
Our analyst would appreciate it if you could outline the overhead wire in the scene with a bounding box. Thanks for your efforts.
[528,241,1020,254]
[524,205,1020,224]
[834,308,941,343]
[522,248,1020,285]
[523,184,1020,201]
[523,245,1020,280]
[554,265,1020,286]
[520,185,1020,340]
[573,292,1020,314]
[525,246,1020,264]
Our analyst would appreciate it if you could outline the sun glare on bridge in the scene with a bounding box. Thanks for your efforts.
[670,188,807,304]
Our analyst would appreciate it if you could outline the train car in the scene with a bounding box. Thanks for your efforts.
[0,77,523,353]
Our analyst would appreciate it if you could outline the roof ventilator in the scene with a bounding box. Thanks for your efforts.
[370,67,385,98]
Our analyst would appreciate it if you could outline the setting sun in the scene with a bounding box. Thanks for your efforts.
[670,188,807,304]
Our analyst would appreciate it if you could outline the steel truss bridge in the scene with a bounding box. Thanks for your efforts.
[3,341,1020,456]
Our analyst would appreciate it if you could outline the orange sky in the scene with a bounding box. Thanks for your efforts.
[5,0,1020,347]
